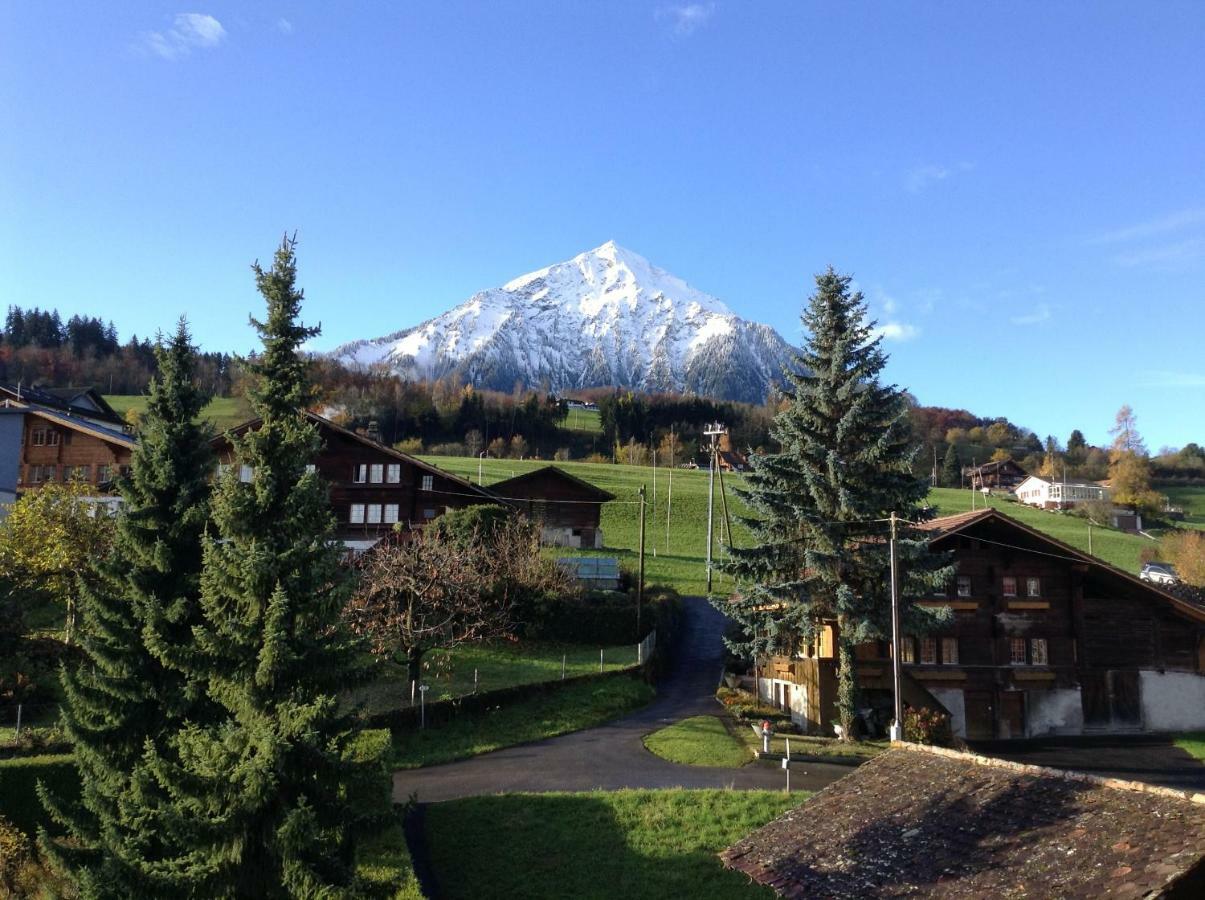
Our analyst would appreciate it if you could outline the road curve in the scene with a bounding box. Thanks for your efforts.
[392,595,852,802]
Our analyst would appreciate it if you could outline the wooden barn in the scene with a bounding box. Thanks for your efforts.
[488,465,614,549]
[750,508,1205,740]
[213,412,499,550]
[961,457,1028,490]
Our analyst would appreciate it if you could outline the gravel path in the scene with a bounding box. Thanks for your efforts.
[391,596,852,802]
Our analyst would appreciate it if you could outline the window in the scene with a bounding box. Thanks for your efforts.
[941,638,959,666]
[1026,577,1041,598]
[920,637,937,665]
[384,503,399,524]
[422,507,436,520]
[305,464,316,475]
[1009,637,1028,665]
[47,431,60,446]
[956,575,972,598]
[352,464,367,484]
[349,504,366,524]
[239,465,254,483]
[97,464,111,483]
[386,464,401,484]
[1002,576,1017,597]
[900,637,915,664]
[367,504,382,524]
[1030,638,1048,666]
[421,475,434,492]
[30,465,43,484]
[32,430,45,446]
[43,466,56,482]
[369,464,384,484]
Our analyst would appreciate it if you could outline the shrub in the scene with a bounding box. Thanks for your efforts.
[0,754,80,837]
[904,707,953,746]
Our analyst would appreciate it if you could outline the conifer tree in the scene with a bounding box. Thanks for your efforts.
[941,444,961,487]
[716,268,951,739]
[41,321,214,897]
[142,236,382,895]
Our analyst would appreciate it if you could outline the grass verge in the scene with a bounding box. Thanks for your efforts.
[424,789,806,899]
[734,726,887,762]
[354,812,425,900]
[643,716,751,767]
[1173,731,1205,762]
[389,674,654,769]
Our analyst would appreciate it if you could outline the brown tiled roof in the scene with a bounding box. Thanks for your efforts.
[722,746,1205,899]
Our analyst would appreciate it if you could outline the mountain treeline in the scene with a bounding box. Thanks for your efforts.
[1,305,238,396]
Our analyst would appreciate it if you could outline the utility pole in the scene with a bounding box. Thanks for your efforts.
[637,484,647,639]
[889,511,904,742]
[666,428,674,553]
[704,422,727,593]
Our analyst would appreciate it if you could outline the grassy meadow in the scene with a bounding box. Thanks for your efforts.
[106,394,253,431]
[424,789,806,900]
[421,455,1182,592]
[1162,485,1205,530]
[643,715,752,767]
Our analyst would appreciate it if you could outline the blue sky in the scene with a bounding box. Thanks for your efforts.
[2,2,1203,449]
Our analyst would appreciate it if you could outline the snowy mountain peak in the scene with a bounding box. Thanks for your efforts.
[330,244,795,403]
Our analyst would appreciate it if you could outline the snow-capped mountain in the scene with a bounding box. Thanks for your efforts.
[330,241,796,403]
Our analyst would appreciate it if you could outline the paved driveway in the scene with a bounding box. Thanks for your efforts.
[392,596,852,802]
[972,737,1205,791]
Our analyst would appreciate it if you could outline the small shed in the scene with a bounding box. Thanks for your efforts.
[490,465,614,549]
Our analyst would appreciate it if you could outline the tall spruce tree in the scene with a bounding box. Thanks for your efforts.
[141,236,382,896]
[717,268,951,739]
[42,321,215,896]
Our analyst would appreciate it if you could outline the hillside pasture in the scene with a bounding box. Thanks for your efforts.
[106,394,252,431]
[1162,485,1205,531]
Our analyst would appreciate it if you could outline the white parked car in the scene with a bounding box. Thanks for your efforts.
[1139,563,1179,585]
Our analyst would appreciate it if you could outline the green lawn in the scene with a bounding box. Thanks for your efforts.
[424,789,806,900]
[643,716,752,767]
[1162,485,1205,530]
[352,641,639,716]
[421,455,753,596]
[106,394,253,431]
[390,674,654,769]
[564,406,602,433]
[354,814,425,900]
[1174,731,1205,762]
[734,727,887,761]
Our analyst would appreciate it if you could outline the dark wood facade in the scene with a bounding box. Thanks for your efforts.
[488,466,614,549]
[961,458,1028,489]
[757,509,1205,739]
[213,413,499,546]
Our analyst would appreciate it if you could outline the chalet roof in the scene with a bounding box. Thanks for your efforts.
[0,382,124,425]
[488,465,616,503]
[20,405,136,449]
[216,411,499,503]
[917,507,1205,622]
[961,458,1025,474]
[721,745,1205,899]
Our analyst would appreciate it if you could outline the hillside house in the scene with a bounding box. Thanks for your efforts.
[0,383,126,429]
[0,405,135,496]
[213,412,499,550]
[961,458,1027,490]
[488,465,613,548]
[749,508,1205,740]
[1015,474,1108,509]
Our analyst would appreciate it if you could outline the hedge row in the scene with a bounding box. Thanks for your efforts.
[0,753,79,838]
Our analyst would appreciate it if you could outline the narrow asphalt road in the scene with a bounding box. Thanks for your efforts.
[392,596,852,802]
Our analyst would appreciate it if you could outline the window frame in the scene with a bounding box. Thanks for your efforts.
[956,575,972,598]
[47,431,60,447]
[1002,576,1017,597]
[1009,637,1028,665]
[900,637,916,664]
[420,474,434,492]
[1026,577,1041,598]
[369,463,384,484]
[941,637,959,666]
[383,503,399,524]
[31,429,45,447]
[349,503,366,525]
[352,464,368,484]
[1030,638,1049,666]
[386,463,401,484]
[920,637,937,665]
[366,504,382,525]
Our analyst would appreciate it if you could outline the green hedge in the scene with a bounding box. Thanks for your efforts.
[0,753,78,838]
[521,588,681,647]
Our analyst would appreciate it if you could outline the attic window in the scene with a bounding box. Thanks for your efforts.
[387,464,401,484]
[421,475,434,492]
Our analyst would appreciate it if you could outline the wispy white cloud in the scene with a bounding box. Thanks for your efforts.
[1140,370,1205,388]
[657,3,716,37]
[1089,208,1205,244]
[1010,303,1051,326]
[275,18,294,35]
[141,13,226,60]
[905,161,972,194]
[872,322,921,342]
[1113,238,1205,269]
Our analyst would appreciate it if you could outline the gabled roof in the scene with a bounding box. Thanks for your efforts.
[917,507,1205,622]
[722,745,1205,898]
[20,405,136,449]
[0,383,125,425]
[488,465,616,503]
[215,411,500,503]
[962,458,1025,474]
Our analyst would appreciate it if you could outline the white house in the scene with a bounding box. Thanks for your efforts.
[1014,475,1108,510]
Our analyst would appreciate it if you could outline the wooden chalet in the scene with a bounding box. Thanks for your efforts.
[752,508,1205,741]
[961,457,1027,490]
[487,465,614,549]
[0,383,126,429]
[212,412,499,549]
[2,404,135,495]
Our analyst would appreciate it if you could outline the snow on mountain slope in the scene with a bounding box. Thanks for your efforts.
[330,241,796,403]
